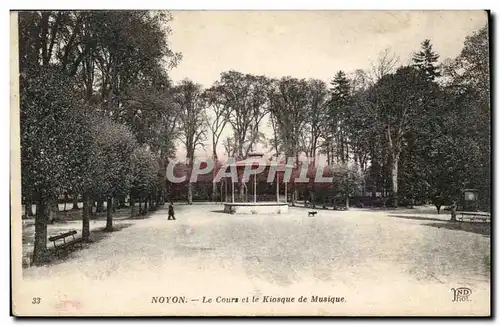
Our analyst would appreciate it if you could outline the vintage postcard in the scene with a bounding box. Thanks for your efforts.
[11,10,491,316]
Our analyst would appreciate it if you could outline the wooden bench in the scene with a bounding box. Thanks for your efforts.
[49,230,81,250]
[457,211,491,223]
[308,211,317,217]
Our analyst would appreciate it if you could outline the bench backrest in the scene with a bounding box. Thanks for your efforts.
[457,211,490,217]
[49,230,77,241]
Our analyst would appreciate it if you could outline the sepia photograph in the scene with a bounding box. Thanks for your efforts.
[10,9,491,316]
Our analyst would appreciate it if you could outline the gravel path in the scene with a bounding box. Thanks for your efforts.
[17,204,490,316]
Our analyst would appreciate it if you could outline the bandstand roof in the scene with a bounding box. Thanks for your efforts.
[226,152,294,168]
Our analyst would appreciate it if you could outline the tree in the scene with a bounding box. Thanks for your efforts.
[91,117,136,231]
[130,147,159,216]
[218,71,270,158]
[344,89,376,173]
[268,77,310,158]
[449,25,489,97]
[174,80,207,204]
[304,79,328,159]
[432,25,490,211]
[20,66,94,265]
[331,163,364,208]
[327,71,352,164]
[223,136,237,158]
[120,70,178,206]
[19,11,182,263]
[204,84,229,161]
[368,66,430,207]
[268,77,310,203]
[370,48,400,82]
[204,84,230,200]
[267,113,281,157]
[412,39,441,81]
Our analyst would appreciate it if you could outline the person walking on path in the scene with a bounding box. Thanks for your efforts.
[168,202,176,220]
[450,201,457,221]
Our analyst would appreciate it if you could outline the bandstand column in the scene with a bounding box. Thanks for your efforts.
[224,179,227,202]
[231,178,235,203]
[285,182,287,203]
[276,179,279,203]
[254,174,257,203]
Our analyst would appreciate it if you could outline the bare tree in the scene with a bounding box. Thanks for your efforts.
[305,79,328,159]
[174,79,207,204]
[223,136,237,158]
[204,84,230,161]
[268,77,310,204]
[370,48,400,82]
[268,113,281,157]
[218,71,270,159]
[204,84,230,200]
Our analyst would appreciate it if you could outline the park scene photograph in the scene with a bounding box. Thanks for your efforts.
[12,10,490,316]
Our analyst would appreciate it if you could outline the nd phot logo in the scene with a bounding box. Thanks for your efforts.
[451,287,472,302]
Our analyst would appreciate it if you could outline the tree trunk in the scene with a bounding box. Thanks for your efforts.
[130,196,135,217]
[24,202,34,217]
[187,182,193,205]
[223,180,226,203]
[72,197,79,210]
[96,199,105,213]
[138,200,142,215]
[345,195,350,209]
[212,181,218,203]
[345,136,349,163]
[239,183,244,202]
[113,197,118,213]
[32,198,48,266]
[118,196,126,208]
[391,155,399,207]
[159,188,165,205]
[61,193,67,212]
[82,193,91,241]
[340,133,345,164]
[450,203,457,221]
[156,189,161,207]
[144,198,148,213]
[105,196,113,232]
[47,199,58,224]
[310,188,316,208]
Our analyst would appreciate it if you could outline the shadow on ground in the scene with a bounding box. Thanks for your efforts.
[391,214,490,236]
[423,222,491,237]
[390,214,449,223]
[23,223,133,269]
[123,208,165,220]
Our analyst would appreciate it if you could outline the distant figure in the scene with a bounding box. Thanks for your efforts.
[433,195,443,214]
[168,202,176,220]
[450,201,457,221]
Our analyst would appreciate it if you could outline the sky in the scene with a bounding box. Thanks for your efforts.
[166,10,488,159]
